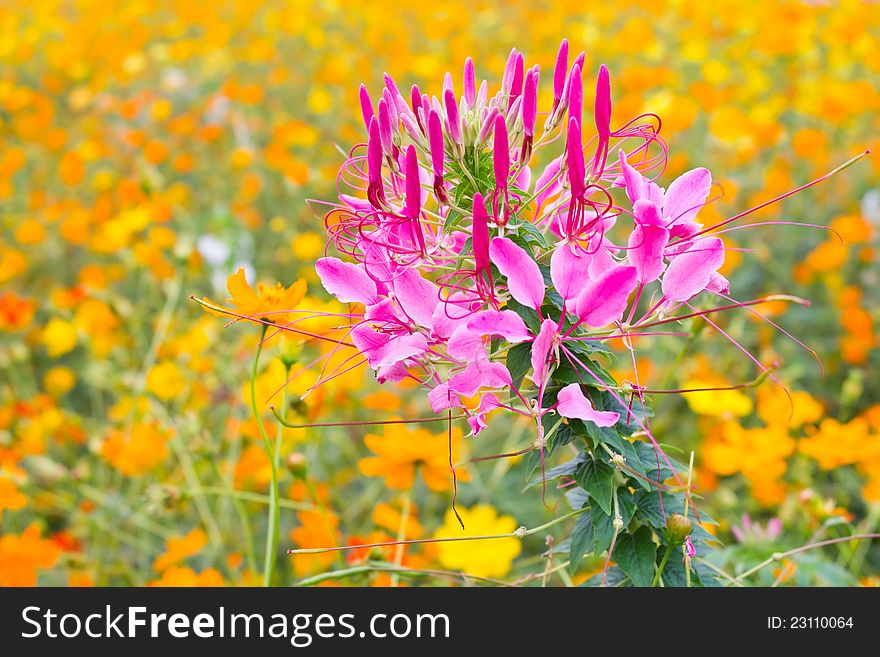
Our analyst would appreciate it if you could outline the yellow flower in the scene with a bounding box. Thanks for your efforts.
[153,528,207,573]
[0,524,61,586]
[203,268,307,323]
[359,423,469,492]
[372,501,423,539]
[0,477,27,519]
[42,318,78,357]
[148,567,224,587]
[292,231,324,260]
[757,386,823,428]
[433,505,521,578]
[682,377,753,418]
[290,510,340,576]
[43,367,76,397]
[100,423,170,476]
[146,361,186,401]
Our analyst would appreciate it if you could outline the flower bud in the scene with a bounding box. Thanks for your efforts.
[287,452,308,478]
[666,513,694,544]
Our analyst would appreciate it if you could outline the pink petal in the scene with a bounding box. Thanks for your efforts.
[633,199,664,227]
[446,326,485,360]
[315,257,379,305]
[489,237,545,310]
[449,358,512,397]
[556,384,619,426]
[664,167,712,225]
[350,324,427,369]
[575,265,638,327]
[393,269,438,329]
[431,294,474,340]
[534,156,563,208]
[429,383,463,413]
[551,243,591,302]
[466,310,531,342]
[587,243,616,281]
[531,319,557,388]
[618,150,644,206]
[627,224,669,283]
[706,271,730,295]
[661,237,725,302]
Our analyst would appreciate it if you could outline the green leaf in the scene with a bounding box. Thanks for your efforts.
[524,453,585,490]
[505,342,531,390]
[574,456,614,515]
[632,490,686,528]
[569,510,594,575]
[591,488,636,553]
[581,566,629,587]
[510,218,550,249]
[612,526,658,587]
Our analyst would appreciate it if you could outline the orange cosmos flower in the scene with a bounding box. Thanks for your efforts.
[202,268,307,324]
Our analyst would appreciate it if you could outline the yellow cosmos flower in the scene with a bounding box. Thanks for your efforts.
[433,505,521,578]
[203,268,307,324]
[358,423,469,492]
[682,377,753,418]
[146,361,186,401]
[42,318,78,357]
[100,423,170,476]
[153,528,208,573]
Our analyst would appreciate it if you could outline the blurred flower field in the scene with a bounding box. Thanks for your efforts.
[1,0,879,587]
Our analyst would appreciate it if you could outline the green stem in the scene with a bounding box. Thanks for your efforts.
[250,325,280,587]
[652,543,674,587]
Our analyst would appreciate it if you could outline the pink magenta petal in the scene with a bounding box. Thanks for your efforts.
[575,264,638,327]
[449,358,512,397]
[706,271,730,295]
[556,383,620,426]
[664,167,712,225]
[446,326,485,360]
[618,150,644,206]
[315,257,379,305]
[489,237,545,310]
[628,224,669,284]
[633,199,664,227]
[393,269,438,329]
[531,318,557,388]
[350,325,427,369]
[466,310,531,342]
[429,382,463,413]
[551,243,591,302]
[661,237,725,302]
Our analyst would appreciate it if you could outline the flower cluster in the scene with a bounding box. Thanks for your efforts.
[312,42,729,453]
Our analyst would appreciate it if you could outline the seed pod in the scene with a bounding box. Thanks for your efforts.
[666,513,695,544]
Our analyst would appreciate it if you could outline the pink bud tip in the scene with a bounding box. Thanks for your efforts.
[510,52,525,105]
[493,113,509,188]
[595,64,612,139]
[568,63,583,128]
[566,117,585,199]
[377,97,393,156]
[383,72,401,101]
[523,67,539,138]
[410,84,422,119]
[405,144,420,220]
[501,48,517,95]
[358,84,374,131]
[444,88,462,144]
[476,106,499,145]
[472,192,491,274]
[463,57,476,107]
[553,39,569,104]
[428,109,445,177]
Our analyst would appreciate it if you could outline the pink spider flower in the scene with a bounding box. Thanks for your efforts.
[230,38,865,530]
